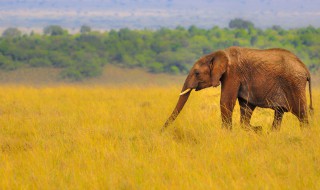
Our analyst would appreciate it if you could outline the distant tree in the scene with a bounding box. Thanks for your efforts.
[43,25,66,36]
[188,25,206,37]
[229,18,254,30]
[271,25,282,31]
[300,34,314,46]
[309,63,320,72]
[187,25,196,36]
[2,28,22,38]
[0,24,319,79]
[169,65,180,74]
[234,29,247,38]
[298,26,318,35]
[149,62,164,73]
[49,52,73,67]
[0,54,19,70]
[175,25,185,31]
[80,25,91,34]
[29,57,51,67]
[118,28,138,41]
[250,36,258,46]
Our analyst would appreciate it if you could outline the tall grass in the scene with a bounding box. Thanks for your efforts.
[0,86,319,189]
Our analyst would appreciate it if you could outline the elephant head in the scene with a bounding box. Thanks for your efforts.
[161,50,230,131]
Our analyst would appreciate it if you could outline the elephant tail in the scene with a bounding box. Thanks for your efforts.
[307,76,314,117]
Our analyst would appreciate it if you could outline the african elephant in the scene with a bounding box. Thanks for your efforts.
[162,46,313,132]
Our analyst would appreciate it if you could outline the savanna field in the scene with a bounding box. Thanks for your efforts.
[2,10,320,190]
[0,82,320,189]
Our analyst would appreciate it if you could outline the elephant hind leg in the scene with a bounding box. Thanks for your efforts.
[238,98,261,132]
[272,108,285,131]
[291,97,309,128]
[293,107,309,128]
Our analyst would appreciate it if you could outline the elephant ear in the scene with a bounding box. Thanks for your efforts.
[210,51,230,87]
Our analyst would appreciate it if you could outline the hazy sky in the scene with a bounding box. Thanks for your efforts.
[0,0,320,30]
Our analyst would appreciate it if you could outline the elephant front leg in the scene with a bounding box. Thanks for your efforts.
[220,94,238,130]
[219,76,240,130]
[220,102,235,129]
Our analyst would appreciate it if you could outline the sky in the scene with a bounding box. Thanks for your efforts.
[0,0,320,31]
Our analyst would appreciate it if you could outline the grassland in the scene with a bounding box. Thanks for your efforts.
[0,84,319,189]
[0,65,186,86]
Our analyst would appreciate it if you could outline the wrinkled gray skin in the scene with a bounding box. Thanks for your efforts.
[162,46,313,132]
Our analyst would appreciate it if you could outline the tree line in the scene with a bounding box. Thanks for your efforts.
[0,19,319,80]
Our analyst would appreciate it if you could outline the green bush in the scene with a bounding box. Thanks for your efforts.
[0,22,319,80]
[149,62,164,73]
[29,57,51,67]
[0,54,20,70]
[60,68,83,81]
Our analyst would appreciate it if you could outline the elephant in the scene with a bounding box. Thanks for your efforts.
[162,46,313,132]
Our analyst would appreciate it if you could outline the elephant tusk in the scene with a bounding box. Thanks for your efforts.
[180,88,191,96]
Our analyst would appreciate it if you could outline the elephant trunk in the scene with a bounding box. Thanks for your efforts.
[161,77,192,132]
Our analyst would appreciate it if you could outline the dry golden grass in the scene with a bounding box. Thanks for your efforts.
[0,85,319,189]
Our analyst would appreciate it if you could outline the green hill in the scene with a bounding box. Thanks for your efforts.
[1,24,320,81]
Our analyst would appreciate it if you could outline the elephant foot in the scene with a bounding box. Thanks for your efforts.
[241,124,263,134]
[221,123,232,130]
[252,126,263,133]
[270,127,280,132]
[222,127,232,131]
